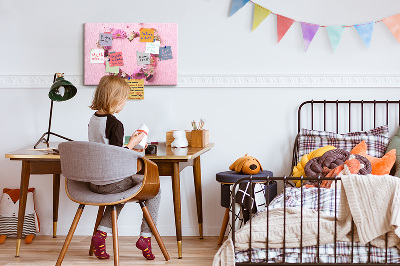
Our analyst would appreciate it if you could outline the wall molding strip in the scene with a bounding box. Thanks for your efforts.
[0,75,399,88]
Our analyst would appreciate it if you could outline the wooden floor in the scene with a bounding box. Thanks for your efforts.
[0,236,223,265]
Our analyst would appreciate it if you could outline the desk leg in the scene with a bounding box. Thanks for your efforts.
[53,174,60,238]
[193,157,203,239]
[171,162,182,259]
[16,161,31,257]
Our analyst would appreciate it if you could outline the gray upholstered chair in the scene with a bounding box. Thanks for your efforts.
[55,141,169,266]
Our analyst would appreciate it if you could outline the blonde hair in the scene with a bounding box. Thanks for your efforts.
[90,75,130,114]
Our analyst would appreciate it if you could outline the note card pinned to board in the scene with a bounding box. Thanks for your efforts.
[137,52,151,65]
[126,78,144,100]
[140,28,154,42]
[159,46,173,60]
[145,41,160,54]
[109,52,124,67]
[99,33,113,46]
[90,49,104,63]
[105,60,119,74]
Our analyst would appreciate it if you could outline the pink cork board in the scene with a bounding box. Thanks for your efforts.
[84,23,178,85]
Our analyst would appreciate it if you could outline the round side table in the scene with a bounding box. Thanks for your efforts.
[216,170,276,245]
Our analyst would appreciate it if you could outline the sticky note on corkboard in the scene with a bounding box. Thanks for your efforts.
[140,28,154,42]
[126,78,144,100]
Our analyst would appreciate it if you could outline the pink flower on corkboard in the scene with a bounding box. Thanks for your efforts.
[113,29,126,39]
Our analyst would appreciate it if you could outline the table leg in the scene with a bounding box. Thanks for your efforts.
[16,161,31,257]
[193,157,203,239]
[53,174,60,238]
[171,162,182,259]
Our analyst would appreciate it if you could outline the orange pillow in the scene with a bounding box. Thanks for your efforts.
[351,140,396,175]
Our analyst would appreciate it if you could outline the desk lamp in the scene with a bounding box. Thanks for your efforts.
[33,73,77,149]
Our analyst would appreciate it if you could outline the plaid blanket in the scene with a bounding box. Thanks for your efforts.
[235,242,400,263]
[235,186,400,263]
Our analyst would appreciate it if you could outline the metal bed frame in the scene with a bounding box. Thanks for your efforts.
[232,100,400,265]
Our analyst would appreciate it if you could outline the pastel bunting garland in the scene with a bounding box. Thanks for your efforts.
[383,14,400,44]
[326,26,345,52]
[277,15,294,43]
[354,22,374,49]
[253,4,271,31]
[230,0,400,52]
[301,23,319,52]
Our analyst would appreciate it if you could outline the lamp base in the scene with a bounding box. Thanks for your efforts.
[33,132,73,149]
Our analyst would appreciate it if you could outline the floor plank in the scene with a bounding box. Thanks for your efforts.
[0,236,222,265]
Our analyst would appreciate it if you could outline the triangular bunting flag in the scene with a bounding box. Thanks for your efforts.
[383,14,400,44]
[252,4,271,31]
[277,15,295,43]
[326,25,345,52]
[354,22,374,49]
[230,0,250,17]
[301,22,319,52]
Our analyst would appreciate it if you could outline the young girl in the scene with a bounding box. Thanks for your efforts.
[88,75,161,260]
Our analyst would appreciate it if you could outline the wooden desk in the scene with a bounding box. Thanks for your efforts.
[5,142,214,259]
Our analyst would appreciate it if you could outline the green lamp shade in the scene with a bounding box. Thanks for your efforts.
[48,76,77,102]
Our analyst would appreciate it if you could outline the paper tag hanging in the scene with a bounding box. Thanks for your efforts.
[126,78,144,100]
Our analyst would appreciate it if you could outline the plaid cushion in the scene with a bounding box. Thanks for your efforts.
[296,125,389,164]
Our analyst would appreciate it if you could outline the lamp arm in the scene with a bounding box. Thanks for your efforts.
[46,100,54,143]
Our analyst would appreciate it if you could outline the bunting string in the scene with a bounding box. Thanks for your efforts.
[230,0,400,52]
[249,0,385,28]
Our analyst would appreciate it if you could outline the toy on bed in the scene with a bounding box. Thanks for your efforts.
[291,145,336,180]
[0,188,39,244]
[229,154,263,175]
[321,154,365,188]
[351,140,396,175]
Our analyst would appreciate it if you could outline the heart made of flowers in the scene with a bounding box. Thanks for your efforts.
[96,27,161,81]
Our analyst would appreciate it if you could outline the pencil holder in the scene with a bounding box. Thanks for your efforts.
[191,130,209,148]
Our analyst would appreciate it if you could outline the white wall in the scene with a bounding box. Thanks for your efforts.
[1,0,400,236]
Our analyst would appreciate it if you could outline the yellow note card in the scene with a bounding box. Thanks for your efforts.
[126,79,144,100]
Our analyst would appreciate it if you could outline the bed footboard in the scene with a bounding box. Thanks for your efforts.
[231,175,397,265]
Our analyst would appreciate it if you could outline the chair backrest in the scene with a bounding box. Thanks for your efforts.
[59,141,142,183]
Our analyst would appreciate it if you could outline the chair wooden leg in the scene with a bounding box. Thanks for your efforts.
[218,208,230,245]
[139,201,170,261]
[89,206,105,256]
[56,204,85,266]
[111,205,119,266]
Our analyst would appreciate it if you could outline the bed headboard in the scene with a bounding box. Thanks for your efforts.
[292,100,400,169]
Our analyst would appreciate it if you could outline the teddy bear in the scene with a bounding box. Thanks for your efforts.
[171,130,188,148]
[0,188,39,244]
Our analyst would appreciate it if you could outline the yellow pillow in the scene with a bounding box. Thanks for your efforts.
[292,145,336,187]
